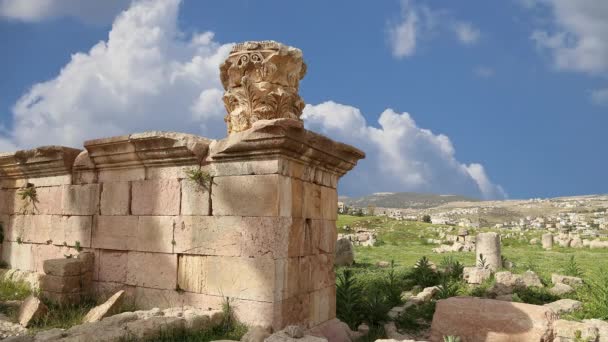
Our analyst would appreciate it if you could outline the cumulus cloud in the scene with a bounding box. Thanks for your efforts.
[303,102,506,199]
[590,88,608,106]
[0,0,130,24]
[453,21,480,45]
[1,0,232,149]
[529,0,608,75]
[0,0,505,199]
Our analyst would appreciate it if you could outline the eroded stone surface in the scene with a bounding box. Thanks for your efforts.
[220,41,307,134]
[17,296,48,327]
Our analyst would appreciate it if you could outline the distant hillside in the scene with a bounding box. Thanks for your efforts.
[339,192,478,209]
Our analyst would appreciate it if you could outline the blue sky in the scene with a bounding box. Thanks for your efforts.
[0,0,606,200]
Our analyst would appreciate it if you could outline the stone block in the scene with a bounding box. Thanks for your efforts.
[1,242,34,271]
[131,179,180,215]
[240,217,293,259]
[18,295,48,327]
[56,215,93,247]
[310,253,334,291]
[83,290,125,323]
[98,168,145,182]
[320,186,337,220]
[0,189,16,214]
[174,216,240,256]
[61,184,100,215]
[126,252,177,290]
[180,179,210,215]
[302,182,322,220]
[92,216,138,250]
[309,286,336,326]
[32,244,72,273]
[274,293,311,328]
[100,182,130,215]
[210,159,282,177]
[35,186,63,215]
[178,255,282,301]
[40,274,81,293]
[43,258,83,276]
[287,218,311,257]
[98,250,128,283]
[429,297,557,342]
[136,216,175,253]
[212,174,291,217]
[311,220,336,254]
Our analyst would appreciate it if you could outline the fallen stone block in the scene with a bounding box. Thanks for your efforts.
[463,266,491,285]
[17,296,48,327]
[551,274,583,287]
[39,274,81,293]
[125,316,185,341]
[429,296,557,342]
[83,290,125,323]
[240,325,271,342]
[549,283,574,296]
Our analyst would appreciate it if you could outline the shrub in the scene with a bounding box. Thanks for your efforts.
[384,260,404,307]
[337,269,364,329]
[409,256,440,288]
[361,288,390,326]
[439,256,464,281]
[436,279,463,300]
[564,255,583,278]
[571,270,608,320]
[395,301,436,333]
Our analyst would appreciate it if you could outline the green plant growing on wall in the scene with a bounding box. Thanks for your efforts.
[16,236,23,244]
[74,241,82,252]
[0,222,4,244]
[185,168,213,191]
[443,336,461,342]
[18,183,39,214]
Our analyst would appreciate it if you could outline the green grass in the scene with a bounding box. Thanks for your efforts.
[338,214,608,280]
[336,214,608,331]
[0,277,33,320]
[28,300,98,333]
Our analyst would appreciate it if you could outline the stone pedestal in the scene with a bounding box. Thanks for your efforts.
[542,233,554,250]
[475,232,502,271]
[0,40,365,330]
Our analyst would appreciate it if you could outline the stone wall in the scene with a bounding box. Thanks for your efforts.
[0,119,364,330]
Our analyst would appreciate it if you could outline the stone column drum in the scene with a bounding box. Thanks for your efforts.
[542,233,554,250]
[475,232,502,271]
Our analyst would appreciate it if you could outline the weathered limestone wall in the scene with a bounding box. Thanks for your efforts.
[0,120,364,330]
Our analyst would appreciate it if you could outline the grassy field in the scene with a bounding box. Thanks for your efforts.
[338,214,608,281]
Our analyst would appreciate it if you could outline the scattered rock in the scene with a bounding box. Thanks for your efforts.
[17,296,48,327]
[529,238,539,245]
[83,290,125,323]
[553,319,599,342]
[376,261,390,268]
[542,233,553,249]
[463,267,491,285]
[549,283,574,296]
[285,325,305,339]
[430,297,557,342]
[335,238,355,266]
[552,274,583,287]
[476,232,502,271]
[545,299,583,315]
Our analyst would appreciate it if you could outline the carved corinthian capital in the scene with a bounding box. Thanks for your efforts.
[220,41,307,134]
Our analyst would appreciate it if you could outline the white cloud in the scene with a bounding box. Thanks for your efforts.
[529,0,608,75]
[453,21,480,45]
[0,0,130,24]
[1,0,232,149]
[590,88,608,106]
[387,0,420,58]
[387,1,481,58]
[0,0,505,199]
[473,66,495,78]
[303,102,506,199]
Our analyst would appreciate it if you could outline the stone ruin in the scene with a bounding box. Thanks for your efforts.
[0,41,365,331]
